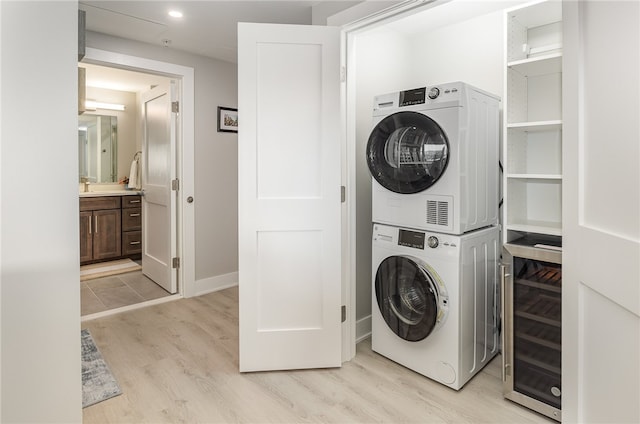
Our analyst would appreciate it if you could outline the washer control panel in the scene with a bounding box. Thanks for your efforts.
[373,224,460,250]
[398,229,425,249]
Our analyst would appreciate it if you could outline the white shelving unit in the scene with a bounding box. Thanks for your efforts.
[503,0,563,243]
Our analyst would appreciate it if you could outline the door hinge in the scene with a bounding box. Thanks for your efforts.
[172,101,179,113]
[340,66,346,83]
[172,257,180,269]
[341,305,346,323]
[341,186,346,203]
[171,179,179,191]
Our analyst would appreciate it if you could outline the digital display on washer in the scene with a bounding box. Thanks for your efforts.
[398,229,425,249]
[399,87,426,106]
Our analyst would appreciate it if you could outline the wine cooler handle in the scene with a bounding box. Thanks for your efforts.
[500,263,510,383]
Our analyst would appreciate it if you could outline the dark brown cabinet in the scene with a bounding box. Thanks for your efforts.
[80,194,143,264]
[121,195,142,256]
[80,196,121,264]
[79,211,93,263]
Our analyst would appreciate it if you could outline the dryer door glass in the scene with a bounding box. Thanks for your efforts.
[367,111,449,194]
[375,256,441,341]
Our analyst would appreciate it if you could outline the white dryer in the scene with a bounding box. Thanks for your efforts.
[367,82,500,235]
[371,223,500,390]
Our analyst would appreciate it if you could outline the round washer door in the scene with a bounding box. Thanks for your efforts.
[367,111,449,194]
[375,255,447,342]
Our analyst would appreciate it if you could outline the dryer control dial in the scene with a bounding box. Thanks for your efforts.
[428,87,440,99]
[427,236,439,248]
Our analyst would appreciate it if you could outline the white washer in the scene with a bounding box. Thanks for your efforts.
[371,223,500,390]
[367,82,500,235]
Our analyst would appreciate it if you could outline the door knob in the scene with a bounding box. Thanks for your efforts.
[187,196,194,203]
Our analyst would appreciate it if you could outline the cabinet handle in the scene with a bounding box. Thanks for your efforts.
[94,216,98,234]
[129,241,141,245]
[129,213,141,217]
[501,263,513,384]
[500,263,507,382]
[129,199,141,204]
[88,217,92,235]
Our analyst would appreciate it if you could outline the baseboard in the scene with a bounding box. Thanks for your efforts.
[194,271,238,297]
[356,314,372,343]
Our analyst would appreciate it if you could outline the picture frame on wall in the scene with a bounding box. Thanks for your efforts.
[217,106,238,133]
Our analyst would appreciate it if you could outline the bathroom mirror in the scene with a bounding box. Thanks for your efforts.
[78,114,117,183]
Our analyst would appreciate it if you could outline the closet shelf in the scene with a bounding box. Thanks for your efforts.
[507,173,562,180]
[507,120,562,132]
[508,52,562,77]
[506,222,562,237]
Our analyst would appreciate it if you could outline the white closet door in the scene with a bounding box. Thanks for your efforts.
[563,2,639,422]
[237,23,342,372]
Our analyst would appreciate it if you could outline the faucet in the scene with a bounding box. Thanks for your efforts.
[80,177,90,192]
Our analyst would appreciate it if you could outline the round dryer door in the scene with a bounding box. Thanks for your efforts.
[375,255,447,342]
[366,111,449,194]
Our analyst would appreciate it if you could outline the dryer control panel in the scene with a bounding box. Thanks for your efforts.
[399,87,426,106]
[372,82,468,115]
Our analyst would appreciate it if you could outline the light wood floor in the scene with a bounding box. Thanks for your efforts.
[82,287,551,423]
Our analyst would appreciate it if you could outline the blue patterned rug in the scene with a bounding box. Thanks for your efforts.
[81,329,122,408]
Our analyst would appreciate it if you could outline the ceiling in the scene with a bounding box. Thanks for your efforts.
[79,0,516,93]
[81,62,169,93]
[80,1,360,64]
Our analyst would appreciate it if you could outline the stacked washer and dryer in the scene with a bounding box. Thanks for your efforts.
[367,82,501,390]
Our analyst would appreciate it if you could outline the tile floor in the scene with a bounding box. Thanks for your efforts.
[81,270,171,316]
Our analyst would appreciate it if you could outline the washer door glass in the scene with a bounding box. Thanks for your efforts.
[367,111,449,194]
[375,256,440,342]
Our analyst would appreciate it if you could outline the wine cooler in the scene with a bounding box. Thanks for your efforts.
[502,242,562,421]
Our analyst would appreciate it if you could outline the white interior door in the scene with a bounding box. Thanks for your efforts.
[563,2,639,422]
[237,22,342,372]
[141,82,178,294]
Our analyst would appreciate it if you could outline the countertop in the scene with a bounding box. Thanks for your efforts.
[79,190,142,198]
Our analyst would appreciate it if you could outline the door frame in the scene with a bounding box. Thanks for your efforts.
[337,0,444,362]
[81,47,195,298]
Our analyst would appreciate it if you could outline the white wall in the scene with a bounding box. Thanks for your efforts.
[1,1,82,422]
[311,1,360,25]
[353,28,412,321]
[85,32,239,285]
[353,9,505,324]
[406,10,504,99]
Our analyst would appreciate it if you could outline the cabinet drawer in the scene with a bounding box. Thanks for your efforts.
[80,196,121,211]
[122,207,142,231]
[122,231,142,255]
[122,195,142,208]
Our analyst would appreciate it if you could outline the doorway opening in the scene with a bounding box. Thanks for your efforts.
[79,48,196,319]
[79,62,176,317]
[340,0,522,359]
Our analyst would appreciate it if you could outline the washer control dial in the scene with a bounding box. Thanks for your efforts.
[428,87,440,99]
[427,236,439,248]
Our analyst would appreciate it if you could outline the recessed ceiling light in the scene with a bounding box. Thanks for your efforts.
[168,10,183,18]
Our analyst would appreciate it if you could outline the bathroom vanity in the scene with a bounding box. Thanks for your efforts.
[79,191,142,264]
